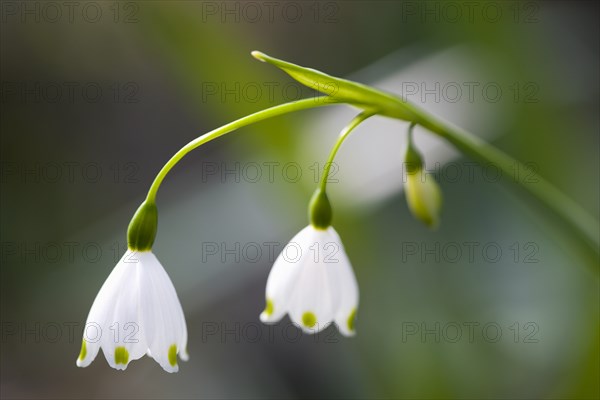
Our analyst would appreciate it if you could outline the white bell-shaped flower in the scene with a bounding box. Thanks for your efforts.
[260,225,359,336]
[77,250,188,372]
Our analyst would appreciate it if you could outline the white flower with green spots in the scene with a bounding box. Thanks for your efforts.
[260,225,359,336]
[76,250,188,373]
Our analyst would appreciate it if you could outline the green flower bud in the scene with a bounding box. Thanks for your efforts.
[404,143,424,174]
[404,146,442,229]
[127,200,158,251]
[308,189,332,230]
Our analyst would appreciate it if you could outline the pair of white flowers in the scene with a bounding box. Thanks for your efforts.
[76,123,441,373]
[77,224,358,372]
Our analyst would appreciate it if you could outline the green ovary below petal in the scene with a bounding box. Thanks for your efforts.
[264,299,274,316]
[114,346,129,365]
[302,312,317,328]
[168,344,178,367]
[78,340,87,360]
[347,308,357,332]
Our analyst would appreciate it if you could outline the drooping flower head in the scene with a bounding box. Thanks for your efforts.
[77,201,188,372]
[260,189,359,336]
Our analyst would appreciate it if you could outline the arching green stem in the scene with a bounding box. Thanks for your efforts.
[143,50,599,253]
[319,111,375,192]
[256,50,600,251]
[145,97,340,203]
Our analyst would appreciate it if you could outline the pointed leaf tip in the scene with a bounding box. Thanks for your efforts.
[250,51,417,120]
[251,50,266,61]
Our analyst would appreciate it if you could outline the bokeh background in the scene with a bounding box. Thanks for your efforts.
[1,1,598,399]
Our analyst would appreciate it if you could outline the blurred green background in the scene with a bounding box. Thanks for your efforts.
[1,1,598,399]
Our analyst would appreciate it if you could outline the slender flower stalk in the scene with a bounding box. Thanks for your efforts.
[318,112,375,193]
[146,97,340,203]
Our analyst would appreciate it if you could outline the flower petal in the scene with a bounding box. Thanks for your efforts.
[99,251,148,370]
[327,228,359,337]
[260,226,314,323]
[287,227,339,333]
[139,252,187,373]
[77,250,137,368]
